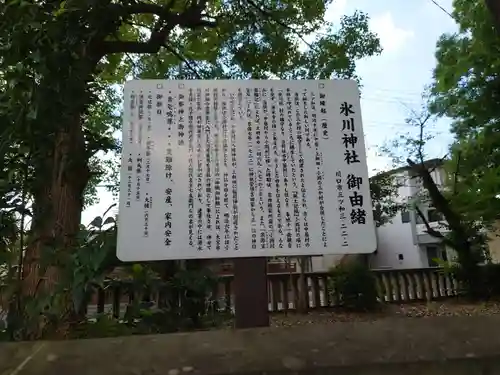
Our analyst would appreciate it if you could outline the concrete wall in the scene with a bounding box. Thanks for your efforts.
[371,222,424,269]
[488,221,500,263]
[309,254,346,272]
[4,316,500,375]
[370,171,424,269]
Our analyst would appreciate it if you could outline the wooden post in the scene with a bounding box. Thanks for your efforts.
[234,257,269,328]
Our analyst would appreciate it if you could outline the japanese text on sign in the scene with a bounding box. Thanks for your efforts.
[117,80,376,261]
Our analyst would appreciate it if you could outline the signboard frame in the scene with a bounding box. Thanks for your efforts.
[117,79,376,261]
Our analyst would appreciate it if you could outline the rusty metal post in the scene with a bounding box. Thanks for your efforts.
[234,257,269,328]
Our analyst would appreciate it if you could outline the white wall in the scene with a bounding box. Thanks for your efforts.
[371,211,425,269]
[310,254,345,272]
[370,170,426,269]
[412,166,446,203]
[415,221,449,236]
[312,164,449,271]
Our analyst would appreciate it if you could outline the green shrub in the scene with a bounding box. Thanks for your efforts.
[69,314,134,339]
[437,259,500,300]
[480,263,500,298]
[453,263,500,299]
[329,262,378,311]
[121,266,223,333]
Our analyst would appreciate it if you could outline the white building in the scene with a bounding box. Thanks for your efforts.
[368,159,453,270]
[207,159,454,275]
[273,159,498,272]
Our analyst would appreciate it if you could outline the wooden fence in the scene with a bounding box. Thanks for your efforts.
[91,267,458,318]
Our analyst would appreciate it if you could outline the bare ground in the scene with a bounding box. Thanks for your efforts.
[268,300,500,327]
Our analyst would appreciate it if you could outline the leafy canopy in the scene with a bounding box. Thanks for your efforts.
[0,0,384,234]
[0,0,382,201]
[429,0,500,226]
[0,0,388,338]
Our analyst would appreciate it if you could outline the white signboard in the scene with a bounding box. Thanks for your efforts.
[117,80,376,261]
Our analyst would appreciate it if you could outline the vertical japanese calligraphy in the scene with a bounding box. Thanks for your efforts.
[125,91,135,209]
[135,92,144,203]
[164,87,174,246]
[118,80,376,261]
[143,91,153,238]
[214,89,222,251]
[312,90,328,248]
[188,88,195,247]
[336,170,348,247]
[339,101,367,226]
[263,88,275,249]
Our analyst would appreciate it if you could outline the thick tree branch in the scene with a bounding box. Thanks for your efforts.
[415,206,456,248]
[245,0,313,48]
[163,44,202,79]
[416,112,432,163]
[115,1,177,17]
[407,158,462,228]
[101,40,167,54]
[453,151,461,196]
[100,0,215,55]
[407,111,468,244]
[415,206,443,238]
[485,0,500,35]
[111,0,205,21]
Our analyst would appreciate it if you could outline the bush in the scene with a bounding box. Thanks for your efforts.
[69,314,134,339]
[329,262,378,311]
[436,256,500,300]
[121,265,222,333]
[479,263,500,298]
[455,263,500,299]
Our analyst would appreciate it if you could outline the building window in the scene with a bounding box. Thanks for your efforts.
[396,176,406,186]
[426,246,447,267]
[415,207,443,224]
[401,210,411,223]
[416,210,424,224]
[427,208,443,222]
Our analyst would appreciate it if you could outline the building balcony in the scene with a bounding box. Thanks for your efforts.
[416,221,449,244]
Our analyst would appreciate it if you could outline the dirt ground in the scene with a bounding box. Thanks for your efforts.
[268,300,500,327]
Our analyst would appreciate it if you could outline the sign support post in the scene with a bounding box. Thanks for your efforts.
[117,79,377,329]
[234,257,269,328]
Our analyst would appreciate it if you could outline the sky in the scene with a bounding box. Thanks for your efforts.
[81,0,458,225]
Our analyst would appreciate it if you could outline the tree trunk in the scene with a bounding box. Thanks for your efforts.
[20,120,89,339]
[407,159,484,299]
[185,260,204,328]
[485,0,500,35]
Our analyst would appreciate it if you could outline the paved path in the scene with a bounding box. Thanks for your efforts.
[2,315,500,374]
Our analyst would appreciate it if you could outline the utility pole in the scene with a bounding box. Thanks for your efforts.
[485,0,500,34]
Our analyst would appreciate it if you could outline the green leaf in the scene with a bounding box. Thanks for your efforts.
[428,0,500,227]
[53,1,67,17]
[0,0,385,335]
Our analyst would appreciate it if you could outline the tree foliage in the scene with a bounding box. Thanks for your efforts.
[384,107,489,299]
[429,0,500,227]
[0,0,382,337]
[369,174,404,227]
